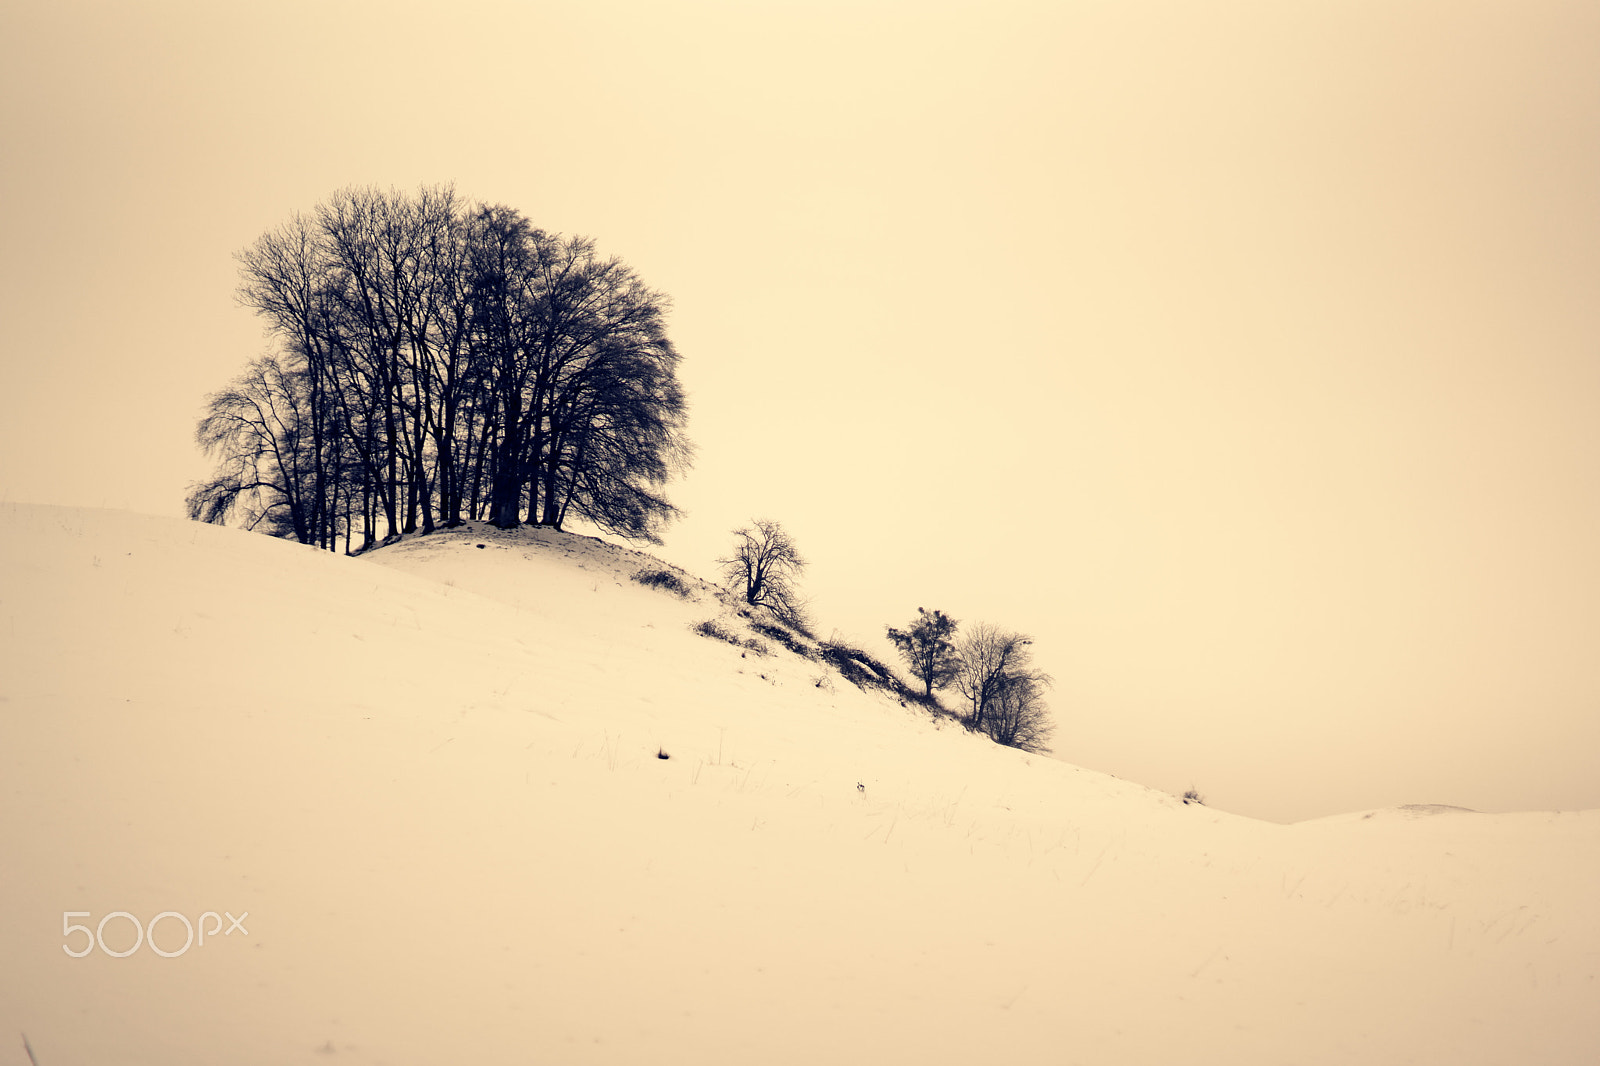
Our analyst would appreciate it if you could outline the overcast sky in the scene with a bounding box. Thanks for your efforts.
[4,0,1599,823]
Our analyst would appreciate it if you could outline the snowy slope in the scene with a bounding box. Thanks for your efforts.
[1,503,1595,1065]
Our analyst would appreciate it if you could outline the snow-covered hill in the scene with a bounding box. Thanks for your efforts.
[1,503,1595,1064]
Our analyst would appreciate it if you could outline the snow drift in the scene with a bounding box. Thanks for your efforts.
[1,503,1595,1064]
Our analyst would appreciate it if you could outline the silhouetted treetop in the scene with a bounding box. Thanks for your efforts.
[191,184,692,550]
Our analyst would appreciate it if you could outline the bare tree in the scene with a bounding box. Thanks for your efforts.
[463,206,690,541]
[953,623,1053,751]
[719,519,808,627]
[885,607,961,699]
[983,671,1055,754]
[234,211,345,547]
[187,353,319,540]
[519,240,689,540]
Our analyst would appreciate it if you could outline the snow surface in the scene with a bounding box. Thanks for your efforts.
[1,502,1596,1064]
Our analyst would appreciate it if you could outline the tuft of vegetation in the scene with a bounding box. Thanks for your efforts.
[749,620,813,658]
[693,618,738,643]
[692,618,768,655]
[817,641,903,694]
[1182,787,1205,806]
[633,567,693,598]
[899,685,951,716]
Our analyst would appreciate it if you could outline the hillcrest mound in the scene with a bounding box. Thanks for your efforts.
[2,504,1596,1065]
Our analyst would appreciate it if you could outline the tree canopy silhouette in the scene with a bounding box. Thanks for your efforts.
[190,184,691,550]
[954,623,1054,753]
[885,608,961,699]
[719,519,808,628]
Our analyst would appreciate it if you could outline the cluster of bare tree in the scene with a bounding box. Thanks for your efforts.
[720,521,1055,753]
[189,185,691,550]
[888,607,1054,753]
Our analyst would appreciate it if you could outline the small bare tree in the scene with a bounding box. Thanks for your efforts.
[719,519,808,628]
[984,671,1055,753]
[954,623,1053,752]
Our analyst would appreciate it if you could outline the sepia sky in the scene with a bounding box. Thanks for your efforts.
[3,0,1599,822]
